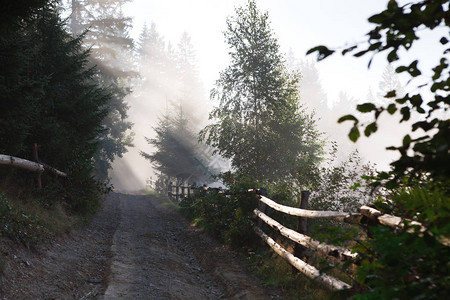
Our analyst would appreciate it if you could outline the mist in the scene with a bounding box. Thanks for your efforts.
[109,24,220,191]
[99,0,434,190]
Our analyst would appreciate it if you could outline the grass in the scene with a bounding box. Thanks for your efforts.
[0,176,82,249]
[0,192,77,247]
[246,246,342,300]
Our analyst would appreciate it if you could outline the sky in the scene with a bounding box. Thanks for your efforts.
[124,0,388,104]
[124,0,447,103]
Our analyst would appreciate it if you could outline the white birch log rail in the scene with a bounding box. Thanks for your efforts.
[360,205,450,246]
[253,226,352,291]
[254,208,357,260]
[0,154,67,177]
[360,205,424,231]
[258,194,361,223]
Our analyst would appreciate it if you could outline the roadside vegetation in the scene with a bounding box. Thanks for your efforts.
[179,0,449,299]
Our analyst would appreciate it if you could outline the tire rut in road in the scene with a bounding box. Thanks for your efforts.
[102,193,225,299]
[102,193,280,300]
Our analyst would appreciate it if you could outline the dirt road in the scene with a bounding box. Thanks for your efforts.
[0,193,282,299]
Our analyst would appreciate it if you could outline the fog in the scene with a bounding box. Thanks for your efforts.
[103,0,445,190]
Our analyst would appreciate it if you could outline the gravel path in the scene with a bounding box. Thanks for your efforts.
[0,192,282,299]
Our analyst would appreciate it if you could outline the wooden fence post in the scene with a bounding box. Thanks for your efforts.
[168,181,173,200]
[32,143,42,189]
[257,188,268,228]
[294,191,310,262]
[176,182,180,202]
[188,183,192,198]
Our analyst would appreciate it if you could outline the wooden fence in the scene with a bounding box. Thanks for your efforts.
[167,182,226,202]
[168,183,432,291]
[0,152,67,189]
[250,188,435,291]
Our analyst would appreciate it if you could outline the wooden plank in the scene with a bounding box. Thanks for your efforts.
[253,226,352,291]
[258,194,361,222]
[254,209,357,260]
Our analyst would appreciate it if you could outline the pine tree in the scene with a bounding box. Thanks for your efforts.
[68,0,135,180]
[141,106,209,183]
[0,6,110,212]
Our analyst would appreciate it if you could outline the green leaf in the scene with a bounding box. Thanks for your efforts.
[409,94,423,108]
[357,103,376,113]
[395,65,408,73]
[306,46,335,61]
[407,60,421,77]
[342,45,357,55]
[387,49,399,62]
[349,126,360,142]
[400,106,411,121]
[364,122,378,137]
[384,90,396,98]
[354,50,369,57]
[338,114,358,123]
[440,37,449,45]
[402,134,411,146]
[368,13,386,24]
[368,42,382,51]
[387,103,397,114]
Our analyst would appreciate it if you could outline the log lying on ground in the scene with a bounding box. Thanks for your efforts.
[254,209,357,260]
[253,226,352,291]
[0,154,67,177]
[258,194,361,223]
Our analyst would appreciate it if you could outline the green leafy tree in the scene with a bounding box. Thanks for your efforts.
[308,0,449,189]
[200,0,322,181]
[308,1,449,298]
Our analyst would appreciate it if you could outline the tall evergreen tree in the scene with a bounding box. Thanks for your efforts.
[68,0,134,180]
[200,0,322,181]
[141,106,213,183]
[0,6,110,212]
[1,0,49,34]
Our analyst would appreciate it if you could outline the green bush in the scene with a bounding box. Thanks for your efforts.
[352,188,450,299]
[180,173,259,247]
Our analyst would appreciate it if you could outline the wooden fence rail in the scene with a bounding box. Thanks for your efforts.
[0,154,67,177]
[253,226,352,291]
[253,208,357,261]
[257,193,362,224]
[252,190,357,291]
[164,182,439,290]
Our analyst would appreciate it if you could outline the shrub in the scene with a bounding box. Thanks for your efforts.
[352,188,450,299]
